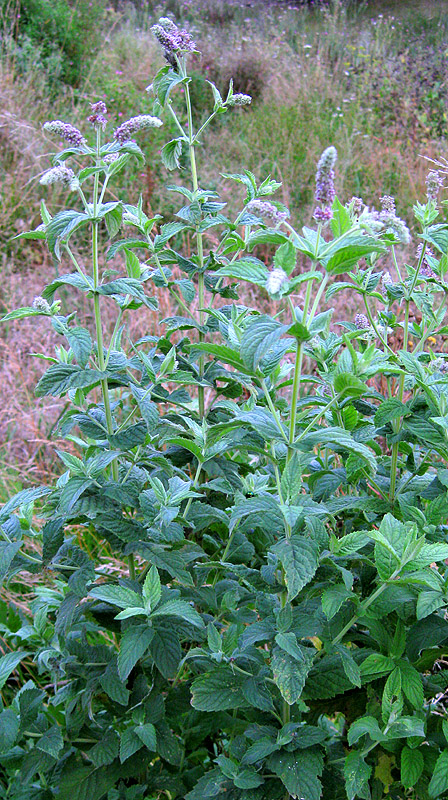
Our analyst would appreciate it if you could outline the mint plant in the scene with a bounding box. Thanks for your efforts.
[1,16,448,800]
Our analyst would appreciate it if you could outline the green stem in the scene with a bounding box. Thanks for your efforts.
[184,72,205,419]
[389,243,427,502]
[287,278,314,459]
[261,379,288,442]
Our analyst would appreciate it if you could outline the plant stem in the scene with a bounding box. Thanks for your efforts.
[389,243,427,502]
[184,74,205,419]
[91,127,134,577]
[287,278,314,460]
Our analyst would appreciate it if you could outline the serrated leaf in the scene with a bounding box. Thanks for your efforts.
[241,315,288,372]
[66,326,92,368]
[142,566,161,610]
[271,644,314,705]
[321,584,354,619]
[36,725,64,758]
[271,536,319,601]
[191,668,245,711]
[348,716,384,746]
[161,138,184,171]
[0,708,19,753]
[118,625,154,682]
[269,749,323,800]
[58,763,120,800]
[89,584,142,610]
[150,599,203,628]
[135,722,157,751]
[401,746,423,788]
[429,750,448,798]
[0,651,30,690]
[344,751,372,800]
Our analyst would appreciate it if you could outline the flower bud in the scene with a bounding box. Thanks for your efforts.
[266,268,288,297]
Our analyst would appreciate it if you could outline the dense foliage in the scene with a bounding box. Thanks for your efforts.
[1,17,448,800]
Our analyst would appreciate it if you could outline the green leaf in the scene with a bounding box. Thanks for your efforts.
[416,590,445,620]
[271,536,319,601]
[120,727,143,763]
[89,584,142,610]
[242,676,274,712]
[66,326,92,368]
[374,398,407,427]
[0,708,19,753]
[321,584,354,619]
[36,725,64,758]
[344,751,372,800]
[397,661,424,709]
[58,763,120,800]
[271,644,314,705]
[191,668,245,711]
[336,645,362,688]
[135,722,157,751]
[274,241,296,275]
[150,599,203,628]
[348,716,384,746]
[320,232,385,274]
[331,197,352,237]
[401,746,424,788]
[359,653,394,679]
[150,624,181,678]
[216,257,268,287]
[269,749,324,800]
[298,426,376,473]
[161,138,184,171]
[36,364,103,397]
[0,651,30,690]
[0,486,50,522]
[241,315,288,372]
[142,566,161,611]
[118,625,154,682]
[104,202,122,238]
[429,750,448,798]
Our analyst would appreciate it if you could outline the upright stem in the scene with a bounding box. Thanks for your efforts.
[91,128,134,580]
[389,243,427,503]
[184,76,205,419]
[287,278,314,460]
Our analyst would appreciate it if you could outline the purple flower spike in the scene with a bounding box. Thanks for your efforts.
[88,101,108,130]
[315,146,337,206]
[43,120,86,147]
[113,114,163,144]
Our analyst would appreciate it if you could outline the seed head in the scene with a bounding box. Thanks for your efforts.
[426,170,444,202]
[88,101,108,130]
[113,114,163,144]
[266,268,288,297]
[315,146,337,205]
[246,199,288,224]
[151,18,196,56]
[380,194,396,213]
[350,196,364,215]
[379,210,410,244]
[43,120,86,147]
[40,165,76,188]
[227,93,252,106]
[32,296,51,313]
[354,313,369,329]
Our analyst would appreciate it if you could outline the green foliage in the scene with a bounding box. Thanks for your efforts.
[1,14,448,800]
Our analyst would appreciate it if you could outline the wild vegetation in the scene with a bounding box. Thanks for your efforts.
[1,2,448,799]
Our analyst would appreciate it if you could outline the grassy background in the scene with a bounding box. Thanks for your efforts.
[1,0,448,496]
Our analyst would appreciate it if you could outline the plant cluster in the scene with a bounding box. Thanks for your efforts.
[1,15,448,800]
